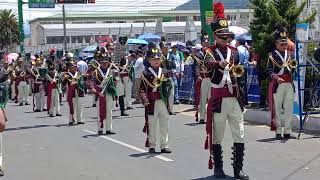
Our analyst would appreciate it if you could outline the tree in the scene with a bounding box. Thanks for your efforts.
[0,9,19,50]
[249,0,317,67]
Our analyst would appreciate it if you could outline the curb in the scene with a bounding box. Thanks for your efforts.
[244,109,320,132]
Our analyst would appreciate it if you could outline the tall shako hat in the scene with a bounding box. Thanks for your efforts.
[147,48,161,60]
[274,25,288,43]
[211,2,230,36]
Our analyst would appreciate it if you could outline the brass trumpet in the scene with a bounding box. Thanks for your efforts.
[231,64,245,77]
[152,74,168,88]
[288,59,298,69]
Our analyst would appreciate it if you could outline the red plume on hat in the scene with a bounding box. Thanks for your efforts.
[213,2,225,20]
[49,48,56,56]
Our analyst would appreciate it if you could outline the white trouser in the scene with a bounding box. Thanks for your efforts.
[213,97,245,144]
[18,81,29,103]
[49,88,61,115]
[69,91,82,123]
[168,78,175,112]
[148,100,170,149]
[273,83,294,134]
[123,77,132,108]
[34,90,45,110]
[199,78,211,120]
[97,94,113,132]
[11,81,15,99]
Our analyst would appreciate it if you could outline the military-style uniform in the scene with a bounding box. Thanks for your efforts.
[267,28,295,140]
[91,53,117,135]
[160,41,176,114]
[204,3,249,179]
[117,57,132,115]
[15,58,30,106]
[63,60,85,125]
[46,60,61,117]
[140,48,172,153]
[30,58,46,112]
[194,35,213,124]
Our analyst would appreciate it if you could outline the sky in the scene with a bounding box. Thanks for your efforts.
[0,0,190,20]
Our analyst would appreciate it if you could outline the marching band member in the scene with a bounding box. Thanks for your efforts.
[160,41,176,115]
[91,52,117,135]
[16,58,30,106]
[267,26,296,140]
[63,60,85,125]
[30,58,46,112]
[203,3,249,179]
[140,48,172,154]
[117,55,132,116]
[46,59,62,117]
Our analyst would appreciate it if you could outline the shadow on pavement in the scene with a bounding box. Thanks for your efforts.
[256,137,279,143]
[82,134,100,138]
[191,175,234,180]
[184,122,204,126]
[5,124,51,131]
[129,152,162,159]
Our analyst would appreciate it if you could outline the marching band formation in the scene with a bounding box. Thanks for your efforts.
[0,2,299,179]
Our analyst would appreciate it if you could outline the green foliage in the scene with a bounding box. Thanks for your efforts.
[0,9,19,50]
[249,0,316,66]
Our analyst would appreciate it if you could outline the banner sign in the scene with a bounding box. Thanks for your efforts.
[178,64,194,101]
[293,23,309,115]
[247,65,260,103]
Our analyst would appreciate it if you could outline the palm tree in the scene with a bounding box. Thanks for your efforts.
[0,9,19,50]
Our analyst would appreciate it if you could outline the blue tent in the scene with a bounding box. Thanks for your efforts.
[137,33,161,42]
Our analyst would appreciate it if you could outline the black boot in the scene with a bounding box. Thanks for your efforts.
[213,144,226,178]
[232,143,249,180]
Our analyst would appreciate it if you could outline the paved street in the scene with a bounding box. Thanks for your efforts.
[1,96,320,180]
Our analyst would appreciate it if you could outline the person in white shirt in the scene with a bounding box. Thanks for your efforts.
[169,44,184,104]
[133,50,145,104]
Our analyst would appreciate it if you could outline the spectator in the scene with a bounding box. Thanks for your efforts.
[229,32,237,47]
[169,43,184,104]
[132,50,145,104]
[236,38,250,105]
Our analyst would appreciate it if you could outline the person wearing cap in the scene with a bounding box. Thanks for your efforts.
[30,58,46,112]
[0,69,8,176]
[203,2,249,179]
[267,26,296,140]
[90,48,102,107]
[62,60,85,126]
[46,60,62,117]
[140,47,172,154]
[16,58,30,106]
[236,38,250,106]
[194,32,214,124]
[117,55,133,114]
[91,54,117,135]
[132,50,145,104]
[169,43,184,104]
[160,41,176,115]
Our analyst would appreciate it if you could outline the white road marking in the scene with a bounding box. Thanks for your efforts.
[83,129,174,162]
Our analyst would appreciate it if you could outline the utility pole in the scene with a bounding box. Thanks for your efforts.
[62,5,67,51]
[18,0,25,53]
[199,0,213,43]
